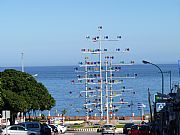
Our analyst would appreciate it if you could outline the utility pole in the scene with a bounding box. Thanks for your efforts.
[21,52,24,72]
[178,60,180,77]
[148,88,153,122]
[21,52,24,122]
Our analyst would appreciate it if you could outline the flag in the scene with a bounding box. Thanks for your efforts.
[142,104,146,108]
[86,36,90,39]
[98,26,102,29]
[117,36,121,39]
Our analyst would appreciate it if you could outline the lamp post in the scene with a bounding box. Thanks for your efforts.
[142,60,164,95]
[142,60,164,135]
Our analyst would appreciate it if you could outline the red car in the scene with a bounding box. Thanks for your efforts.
[128,124,151,135]
[123,123,134,134]
[128,125,139,135]
[138,124,151,135]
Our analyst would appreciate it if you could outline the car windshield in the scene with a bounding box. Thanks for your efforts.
[49,125,55,128]
[124,123,134,128]
[103,125,113,128]
[139,125,149,130]
[132,125,138,130]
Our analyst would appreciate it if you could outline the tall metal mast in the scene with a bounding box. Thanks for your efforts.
[85,57,89,121]
[105,58,109,123]
[98,26,103,119]
[73,26,136,123]
[21,52,24,72]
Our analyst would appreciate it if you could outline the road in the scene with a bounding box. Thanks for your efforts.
[63,132,125,135]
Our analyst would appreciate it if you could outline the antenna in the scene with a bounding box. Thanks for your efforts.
[21,52,24,72]
[178,60,180,77]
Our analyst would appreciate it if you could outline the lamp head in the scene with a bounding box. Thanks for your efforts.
[142,60,151,64]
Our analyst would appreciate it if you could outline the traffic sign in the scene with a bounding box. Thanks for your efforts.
[2,110,10,119]
[156,103,166,112]
[154,93,170,103]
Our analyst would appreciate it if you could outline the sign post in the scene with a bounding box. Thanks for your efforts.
[154,94,167,112]
[2,110,10,135]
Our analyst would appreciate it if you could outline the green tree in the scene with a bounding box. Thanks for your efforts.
[61,109,67,116]
[0,69,56,123]
[0,88,4,110]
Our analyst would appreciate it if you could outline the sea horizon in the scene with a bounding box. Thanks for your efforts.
[0,63,179,68]
[1,64,180,117]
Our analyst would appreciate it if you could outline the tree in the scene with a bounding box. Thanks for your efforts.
[61,109,67,124]
[61,109,67,116]
[0,69,56,123]
[0,88,4,110]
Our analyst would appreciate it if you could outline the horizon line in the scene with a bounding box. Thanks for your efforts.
[0,63,178,68]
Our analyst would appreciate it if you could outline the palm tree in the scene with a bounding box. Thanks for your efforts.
[61,109,67,116]
[61,109,67,124]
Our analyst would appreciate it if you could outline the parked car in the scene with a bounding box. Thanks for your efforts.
[101,124,116,135]
[56,124,67,134]
[0,128,3,135]
[138,124,151,135]
[49,125,58,134]
[18,122,41,135]
[123,123,134,134]
[128,124,151,135]
[2,125,38,135]
[128,124,139,135]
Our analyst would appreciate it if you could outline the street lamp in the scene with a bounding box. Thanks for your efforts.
[142,60,164,95]
[143,60,165,134]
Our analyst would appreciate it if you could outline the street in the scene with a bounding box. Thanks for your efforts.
[63,132,125,135]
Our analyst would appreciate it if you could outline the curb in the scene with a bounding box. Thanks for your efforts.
[68,128,98,132]
[68,128,123,133]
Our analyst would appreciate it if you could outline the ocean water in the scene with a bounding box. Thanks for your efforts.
[1,64,180,117]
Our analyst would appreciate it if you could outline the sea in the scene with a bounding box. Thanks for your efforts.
[1,64,180,117]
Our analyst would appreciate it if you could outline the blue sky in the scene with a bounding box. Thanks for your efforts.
[0,0,180,66]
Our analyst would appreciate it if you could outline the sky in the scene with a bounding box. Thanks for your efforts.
[0,0,180,66]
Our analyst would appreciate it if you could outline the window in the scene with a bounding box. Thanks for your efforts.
[132,125,138,130]
[22,124,25,127]
[18,126,25,131]
[27,124,34,129]
[10,126,17,130]
[33,123,40,128]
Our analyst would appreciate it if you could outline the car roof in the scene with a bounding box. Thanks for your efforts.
[10,125,24,127]
[104,124,114,125]
[8,125,26,129]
